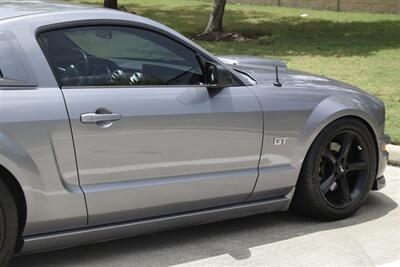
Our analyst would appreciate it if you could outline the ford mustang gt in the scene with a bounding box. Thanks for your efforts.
[0,0,389,265]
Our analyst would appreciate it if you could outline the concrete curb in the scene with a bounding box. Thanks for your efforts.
[387,144,400,166]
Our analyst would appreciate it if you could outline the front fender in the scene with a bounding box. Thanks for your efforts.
[293,95,380,169]
[248,90,383,203]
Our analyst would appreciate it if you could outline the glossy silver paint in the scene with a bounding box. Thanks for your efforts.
[0,0,388,254]
[64,85,263,225]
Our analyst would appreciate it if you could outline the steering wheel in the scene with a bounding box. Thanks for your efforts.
[57,48,91,86]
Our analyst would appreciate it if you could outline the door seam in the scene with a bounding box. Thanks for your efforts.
[60,88,90,225]
[245,87,265,202]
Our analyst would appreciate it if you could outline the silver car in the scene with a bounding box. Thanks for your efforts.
[0,0,389,265]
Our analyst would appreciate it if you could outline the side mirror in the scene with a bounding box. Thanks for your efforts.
[204,62,234,89]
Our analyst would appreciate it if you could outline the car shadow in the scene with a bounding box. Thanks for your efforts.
[10,191,398,267]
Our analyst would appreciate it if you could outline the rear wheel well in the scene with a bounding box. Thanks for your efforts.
[0,165,26,252]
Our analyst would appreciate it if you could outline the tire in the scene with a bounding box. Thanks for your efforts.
[0,179,19,266]
[292,118,377,220]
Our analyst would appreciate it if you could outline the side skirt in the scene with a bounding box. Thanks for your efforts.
[20,194,292,254]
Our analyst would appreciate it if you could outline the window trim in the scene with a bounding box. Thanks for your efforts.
[61,84,208,90]
[36,20,244,89]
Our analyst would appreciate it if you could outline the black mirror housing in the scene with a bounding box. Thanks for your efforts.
[204,62,234,89]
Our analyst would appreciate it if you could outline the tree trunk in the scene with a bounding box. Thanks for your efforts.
[204,0,226,34]
[104,0,118,9]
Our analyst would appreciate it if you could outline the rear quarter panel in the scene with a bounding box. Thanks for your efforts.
[0,20,87,236]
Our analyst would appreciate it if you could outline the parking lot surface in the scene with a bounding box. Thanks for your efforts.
[10,166,400,267]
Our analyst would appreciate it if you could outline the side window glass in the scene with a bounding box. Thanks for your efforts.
[39,26,204,87]
[0,30,36,87]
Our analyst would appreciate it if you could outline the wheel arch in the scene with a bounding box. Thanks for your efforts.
[0,132,43,247]
[292,95,380,184]
[0,164,27,252]
[300,115,378,170]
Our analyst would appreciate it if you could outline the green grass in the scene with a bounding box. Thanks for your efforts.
[71,0,400,144]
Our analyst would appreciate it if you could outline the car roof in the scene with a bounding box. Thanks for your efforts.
[0,0,161,29]
[0,0,97,20]
[0,0,228,86]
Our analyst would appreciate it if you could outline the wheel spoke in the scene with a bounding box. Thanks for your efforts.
[337,176,351,202]
[323,149,337,164]
[339,132,354,159]
[320,174,336,194]
[347,161,368,172]
[316,128,372,208]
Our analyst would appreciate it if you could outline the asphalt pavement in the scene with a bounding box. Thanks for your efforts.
[10,166,400,267]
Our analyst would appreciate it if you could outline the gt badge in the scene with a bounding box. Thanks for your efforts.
[274,137,289,146]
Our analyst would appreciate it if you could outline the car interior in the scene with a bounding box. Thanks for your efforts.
[39,26,206,87]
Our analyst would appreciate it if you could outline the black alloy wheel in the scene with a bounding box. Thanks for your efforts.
[292,118,377,220]
[319,131,370,208]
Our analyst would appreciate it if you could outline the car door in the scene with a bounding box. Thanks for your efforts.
[38,25,263,226]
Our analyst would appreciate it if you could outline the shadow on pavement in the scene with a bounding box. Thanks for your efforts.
[10,191,397,266]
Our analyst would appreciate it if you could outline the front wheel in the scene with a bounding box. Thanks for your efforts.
[292,118,377,220]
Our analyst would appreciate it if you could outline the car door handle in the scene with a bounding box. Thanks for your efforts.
[80,112,122,124]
